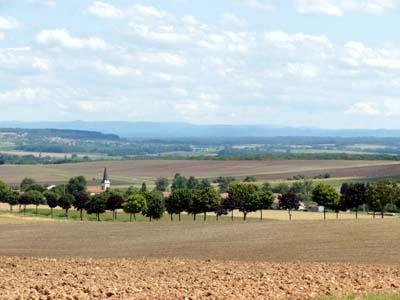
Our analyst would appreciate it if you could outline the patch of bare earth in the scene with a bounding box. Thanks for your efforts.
[0,257,399,300]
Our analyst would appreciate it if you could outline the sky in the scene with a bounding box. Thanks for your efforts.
[1,0,400,129]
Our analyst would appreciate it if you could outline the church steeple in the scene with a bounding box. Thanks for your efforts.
[102,168,108,183]
[101,167,111,190]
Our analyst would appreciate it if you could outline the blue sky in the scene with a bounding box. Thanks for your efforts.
[1,0,400,128]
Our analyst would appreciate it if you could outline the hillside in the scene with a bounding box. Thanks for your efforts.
[3,121,400,138]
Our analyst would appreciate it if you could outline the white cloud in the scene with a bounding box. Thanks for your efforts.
[287,63,318,78]
[37,29,108,50]
[168,87,188,97]
[345,100,400,116]
[344,41,400,69]
[75,100,114,113]
[0,88,48,104]
[175,98,220,118]
[0,16,19,30]
[199,31,252,53]
[32,58,51,71]
[153,72,187,82]
[129,23,191,44]
[265,31,331,48]
[93,60,141,77]
[220,13,248,28]
[130,4,167,19]
[0,47,51,73]
[137,52,187,67]
[88,1,124,19]
[233,0,275,11]
[295,0,397,16]
[28,0,56,6]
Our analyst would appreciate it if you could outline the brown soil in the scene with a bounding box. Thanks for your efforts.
[1,160,399,185]
[1,219,400,264]
[0,257,399,299]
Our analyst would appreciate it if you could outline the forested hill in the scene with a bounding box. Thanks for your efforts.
[2,121,400,138]
[0,128,120,140]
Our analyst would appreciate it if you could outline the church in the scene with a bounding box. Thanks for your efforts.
[87,167,111,195]
[101,167,111,191]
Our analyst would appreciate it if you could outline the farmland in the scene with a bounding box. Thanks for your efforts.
[1,220,400,299]
[1,219,399,262]
[1,159,400,187]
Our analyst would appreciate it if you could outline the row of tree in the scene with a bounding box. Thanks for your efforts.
[278,180,400,220]
[1,175,400,222]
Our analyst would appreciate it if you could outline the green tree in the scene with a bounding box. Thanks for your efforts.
[192,187,221,221]
[228,183,259,221]
[278,192,300,221]
[244,176,257,182]
[44,191,59,218]
[262,182,273,192]
[58,194,74,218]
[141,182,147,193]
[66,176,87,197]
[273,183,290,194]
[73,191,90,220]
[125,186,140,197]
[220,196,236,221]
[24,183,45,193]
[4,191,19,213]
[26,190,45,214]
[290,180,314,204]
[171,173,188,191]
[0,181,10,203]
[106,190,125,220]
[165,188,193,221]
[187,176,199,190]
[367,180,399,218]
[123,194,147,221]
[312,183,340,220]
[258,190,275,221]
[51,185,67,197]
[20,178,36,192]
[143,192,165,221]
[340,183,368,219]
[340,183,350,196]
[18,192,32,214]
[198,178,211,189]
[155,177,169,192]
[216,176,236,193]
[86,194,107,221]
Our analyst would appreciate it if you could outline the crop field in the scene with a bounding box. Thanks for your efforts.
[1,219,399,262]
[0,220,400,299]
[1,159,400,186]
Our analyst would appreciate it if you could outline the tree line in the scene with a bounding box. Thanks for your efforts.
[1,174,400,222]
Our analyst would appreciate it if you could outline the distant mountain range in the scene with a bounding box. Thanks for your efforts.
[1,121,400,138]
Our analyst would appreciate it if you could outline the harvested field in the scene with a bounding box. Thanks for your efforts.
[1,219,400,263]
[0,160,400,185]
[1,219,400,299]
[0,213,51,224]
[1,257,399,300]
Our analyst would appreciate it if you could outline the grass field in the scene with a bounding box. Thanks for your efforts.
[0,213,51,224]
[1,159,400,186]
